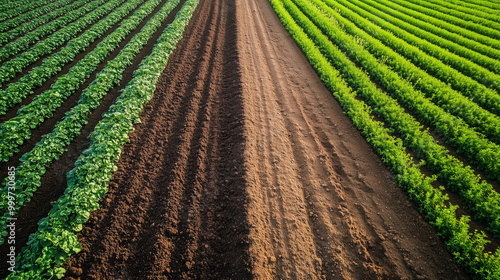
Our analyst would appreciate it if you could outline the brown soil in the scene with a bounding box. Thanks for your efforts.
[0,0,472,279]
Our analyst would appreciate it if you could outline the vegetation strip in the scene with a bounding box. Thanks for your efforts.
[0,0,161,163]
[0,0,55,22]
[310,0,500,147]
[0,0,78,34]
[442,0,500,11]
[0,0,179,247]
[292,0,500,236]
[0,0,86,47]
[0,0,112,66]
[389,0,500,40]
[364,0,500,59]
[269,0,500,278]
[424,0,500,23]
[407,0,500,28]
[356,0,500,73]
[329,0,500,116]
[371,0,500,50]
[0,0,145,115]
[6,0,198,278]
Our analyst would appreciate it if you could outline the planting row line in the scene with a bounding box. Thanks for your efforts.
[449,0,500,10]
[317,0,500,146]
[389,0,500,40]
[0,0,179,246]
[331,0,500,117]
[269,0,500,278]
[0,0,33,12]
[295,0,500,238]
[410,0,500,28]
[0,0,146,115]
[6,0,198,278]
[0,0,55,22]
[0,0,87,47]
[357,0,500,73]
[423,0,500,23]
[0,0,78,34]
[0,0,158,162]
[373,0,500,51]
[0,0,112,65]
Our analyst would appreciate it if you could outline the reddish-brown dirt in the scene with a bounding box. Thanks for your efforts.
[0,0,472,279]
[60,0,471,279]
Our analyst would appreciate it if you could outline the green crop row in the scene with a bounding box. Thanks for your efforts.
[269,0,500,278]
[356,0,500,73]
[0,0,145,115]
[0,0,158,162]
[330,0,500,117]
[0,0,180,246]
[447,0,500,10]
[424,0,500,23]
[0,0,113,66]
[408,0,500,29]
[0,0,79,34]
[0,0,55,22]
[6,0,199,278]
[0,0,87,47]
[363,0,500,62]
[313,0,500,151]
[0,0,32,12]
[381,0,500,49]
[389,0,500,40]
[294,0,500,236]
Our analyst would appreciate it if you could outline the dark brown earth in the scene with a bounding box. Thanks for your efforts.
[1,0,473,279]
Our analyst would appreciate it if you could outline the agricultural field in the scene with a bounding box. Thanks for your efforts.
[0,0,499,279]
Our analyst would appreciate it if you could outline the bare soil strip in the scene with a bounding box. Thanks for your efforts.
[1,0,474,278]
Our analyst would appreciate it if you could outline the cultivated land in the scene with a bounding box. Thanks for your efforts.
[0,0,498,279]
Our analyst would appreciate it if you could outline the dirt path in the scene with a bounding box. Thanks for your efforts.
[238,0,468,279]
[63,0,470,279]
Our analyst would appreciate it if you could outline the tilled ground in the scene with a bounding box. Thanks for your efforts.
[2,0,473,279]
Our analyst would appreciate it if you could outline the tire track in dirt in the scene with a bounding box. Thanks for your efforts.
[64,0,252,279]
[238,0,470,279]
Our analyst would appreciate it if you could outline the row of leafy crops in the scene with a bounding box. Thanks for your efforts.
[0,0,81,34]
[0,0,179,242]
[0,0,146,117]
[0,0,200,278]
[0,0,87,46]
[0,0,144,120]
[0,0,55,22]
[268,0,500,278]
[0,0,120,76]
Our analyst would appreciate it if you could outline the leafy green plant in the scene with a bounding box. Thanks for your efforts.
[0,0,180,246]
[269,0,500,278]
[6,0,199,278]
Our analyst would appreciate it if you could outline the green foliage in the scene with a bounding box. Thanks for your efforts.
[0,0,91,47]
[0,0,180,245]
[5,0,199,278]
[269,0,500,278]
